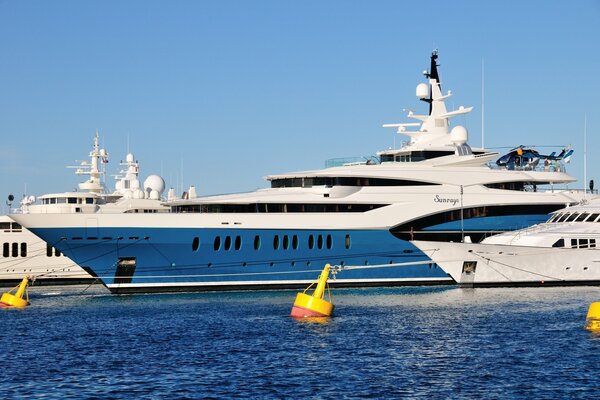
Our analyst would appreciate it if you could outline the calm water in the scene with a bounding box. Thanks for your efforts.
[2,284,600,399]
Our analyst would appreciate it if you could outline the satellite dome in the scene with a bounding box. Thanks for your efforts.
[450,126,468,145]
[416,83,428,99]
[133,189,145,199]
[149,190,160,200]
[130,178,141,190]
[126,153,134,163]
[144,175,165,195]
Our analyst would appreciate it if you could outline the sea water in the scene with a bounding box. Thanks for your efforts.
[1,285,599,399]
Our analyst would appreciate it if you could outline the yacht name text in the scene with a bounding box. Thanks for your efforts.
[433,195,459,206]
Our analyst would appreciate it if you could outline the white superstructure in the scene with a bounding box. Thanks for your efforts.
[412,199,600,287]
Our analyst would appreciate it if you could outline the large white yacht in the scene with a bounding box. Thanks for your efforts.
[1,135,169,285]
[412,198,600,287]
[12,51,588,293]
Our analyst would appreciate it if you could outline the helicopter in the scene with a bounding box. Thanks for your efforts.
[495,145,573,169]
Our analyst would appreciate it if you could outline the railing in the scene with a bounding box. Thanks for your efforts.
[325,156,379,168]
[487,160,568,173]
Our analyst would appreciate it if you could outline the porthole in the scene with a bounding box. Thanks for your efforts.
[270,261,274,267]
[224,236,232,251]
[291,261,296,267]
[273,235,279,250]
[46,244,52,257]
[306,261,311,266]
[214,236,221,251]
[292,235,298,250]
[283,235,289,250]
[20,243,27,257]
[235,236,242,250]
[345,234,351,249]
[317,235,323,249]
[308,235,314,249]
[326,234,332,249]
[340,261,345,266]
[254,235,261,250]
[192,237,200,252]
[243,262,247,267]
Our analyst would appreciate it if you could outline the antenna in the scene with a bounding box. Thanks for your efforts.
[584,114,587,198]
[481,57,485,149]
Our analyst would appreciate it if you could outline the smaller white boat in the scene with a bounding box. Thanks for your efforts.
[1,134,171,286]
[412,198,600,287]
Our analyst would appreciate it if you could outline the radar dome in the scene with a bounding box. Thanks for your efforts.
[130,179,141,190]
[144,175,165,195]
[126,153,134,163]
[450,126,468,145]
[133,189,145,199]
[416,83,428,99]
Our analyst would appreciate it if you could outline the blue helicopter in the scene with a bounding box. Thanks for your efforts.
[496,145,573,169]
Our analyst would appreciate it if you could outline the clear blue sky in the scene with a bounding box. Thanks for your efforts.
[1,0,599,210]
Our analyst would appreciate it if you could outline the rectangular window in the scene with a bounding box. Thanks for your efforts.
[571,238,578,248]
[576,213,589,222]
[566,213,579,222]
[47,244,53,257]
[11,242,18,257]
[589,213,600,222]
[591,239,596,248]
[68,197,77,204]
[11,223,21,231]
[20,242,27,257]
[2,243,8,257]
[0,222,10,231]
[579,239,589,248]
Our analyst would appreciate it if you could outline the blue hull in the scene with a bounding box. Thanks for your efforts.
[30,213,549,293]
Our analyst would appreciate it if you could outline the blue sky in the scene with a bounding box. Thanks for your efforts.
[1,0,599,210]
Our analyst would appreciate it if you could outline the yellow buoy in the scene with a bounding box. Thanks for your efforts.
[585,302,600,331]
[0,276,31,309]
[291,264,334,318]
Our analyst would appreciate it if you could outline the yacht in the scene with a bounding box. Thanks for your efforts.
[1,135,169,285]
[11,51,587,293]
[412,198,600,287]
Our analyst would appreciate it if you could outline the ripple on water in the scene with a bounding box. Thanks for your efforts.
[1,285,600,398]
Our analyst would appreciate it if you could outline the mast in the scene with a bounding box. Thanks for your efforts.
[421,50,440,115]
